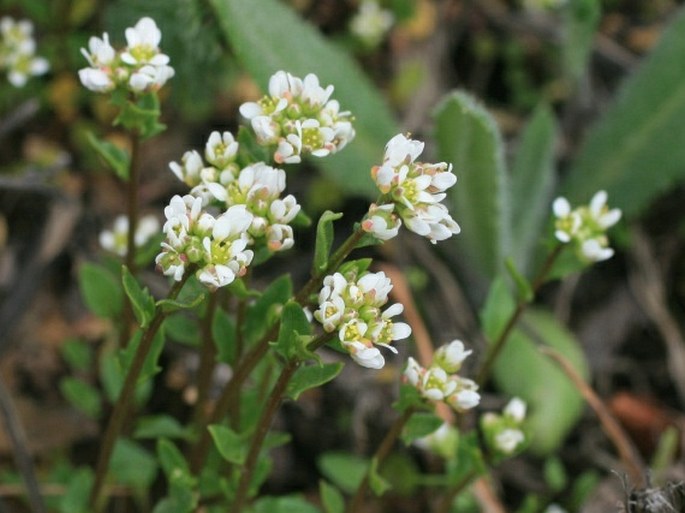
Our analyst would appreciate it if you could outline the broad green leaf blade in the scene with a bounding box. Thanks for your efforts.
[369,458,391,496]
[156,439,191,479]
[122,266,155,328]
[562,0,601,81]
[60,377,102,419]
[253,495,321,513]
[318,452,367,494]
[510,103,557,275]
[314,211,343,273]
[59,467,93,513]
[319,480,344,513]
[110,439,158,490]
[212,309,236,364]
[86,131,130,180]
[78,262,123,319]
[208,425,248,465]
[272,301,315,361]
[400,412,443,444]
[286,362,343,400]
[434,91,510,282]
[492,309,588,455]
[210,0,398,196]
[135,415,189,440]
[562,8,685,219]
[244,275,293,345]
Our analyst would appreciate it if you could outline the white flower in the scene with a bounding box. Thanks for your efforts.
[581,238,614,262]
[129,63,174,92]
[81,34,116,68]
[434,340,472,373]
[446,380,481,411]
[169,150,204,187]
[99,214,160,256]
[403,203,460,244]
[121,17,168,67]
[503,397,527,423]
[495,428,525,454]
[344,340,385,369]
[350,0,394,47]
[205,131,239,169]
[78,67,114,92]
[1,17,49,88]
[403,357,423,387]
[362,203,401,241]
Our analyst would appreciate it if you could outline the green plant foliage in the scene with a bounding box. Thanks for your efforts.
[479,276,517,341]
[119,328,166,385]
[59,377,101,419]
[110,438,158,490]
[212,309,237,364]
[208,425,248,465]
[122,265,156,328]
[163,314,199,347]
[78,262,123,319]
[319,480,345,513]
[562,0,601,81]
[509,104,557,275]
[86,131,130,180]
[157,292,206,314]
[60,338,93,372]
[58,467,93,513]
[209,0,398,196]
[113,91,166,139]
[134,415,189,440]
[400,412,443,444]
[286,362,344,400]
[253,495,321,513]
[244,275,293,345]
[369,457,391,496]
[492,309,588,455]
[562,7,685,219]
[314,211,343,273]
[271,302,315,361]
[434,91,510,282]
[318,452,368,494]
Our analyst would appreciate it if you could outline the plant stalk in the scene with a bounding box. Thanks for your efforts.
[346,406,416,513]
[89,274,189,511]
[476,244,563,385]
[191,291,219,427]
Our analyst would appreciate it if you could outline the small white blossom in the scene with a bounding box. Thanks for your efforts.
[99,214,160,256]
[414,422,459,460]
[0,17,49,87]
[495,428,525,454]
[372,134,460,244]
[481,396,527,457]
[239,70,355,163]
[434,339,472,373]
[314,270,409,369]
[503,397,527,423]
[350,0,394,48]
[362,203,401,241]
[553,190,621,263]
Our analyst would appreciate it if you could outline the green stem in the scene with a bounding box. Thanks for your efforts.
[346,406,416,513]
[230,332,334,513]
[435,470,478,513]
[125,132,141,276]
[475,244,564,386]
[89,274,190,511]
[191,291,219,427]
[192,227,367,471]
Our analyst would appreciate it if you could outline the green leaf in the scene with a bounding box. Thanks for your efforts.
[562,8,685,219]
[492,309,588,454]
[212,309,236,364]
[157,292,206,314]
[479,276,517,341]
[122,265,156,328]
[60,338,93,372]
[110,439,158,490]
[58,467,93,513]
[114,92,166,139]
[434,91,510,282]
[86,131,130,180]
[400,412,443,444]
[135,415,189,440]
[60,377,101,419]
[209,0,398,196]
[119,328,166,386]
[393,383,427,413]
[369,458,391,496]
[253,495,321,513]
[163,313,200,347]
[319,480,344,513]
[208,425,248,465]
[314,211,343,273]
[505,258,533,303]
[286,362,343,400]
[271,301,315,361]
[244,275,293,345]
[157,438,192,479]
[562,0,601,81]
[264,431,292,450]
[78,262,123,319]
[510,103,557,274]
[318,452,367,494]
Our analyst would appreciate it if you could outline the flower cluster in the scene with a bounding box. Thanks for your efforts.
[366,134,460,244]
[481,397,527,456]
[0,17,48,87]
[552,190,621,262]
[349,0,394,48]
[99,214,160,257]
[169,131,301,252]
[239,70,355,164]
[79,17,174,94]
[314,270,411,369]
[155,195,254,289]
[403,340,480,412]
